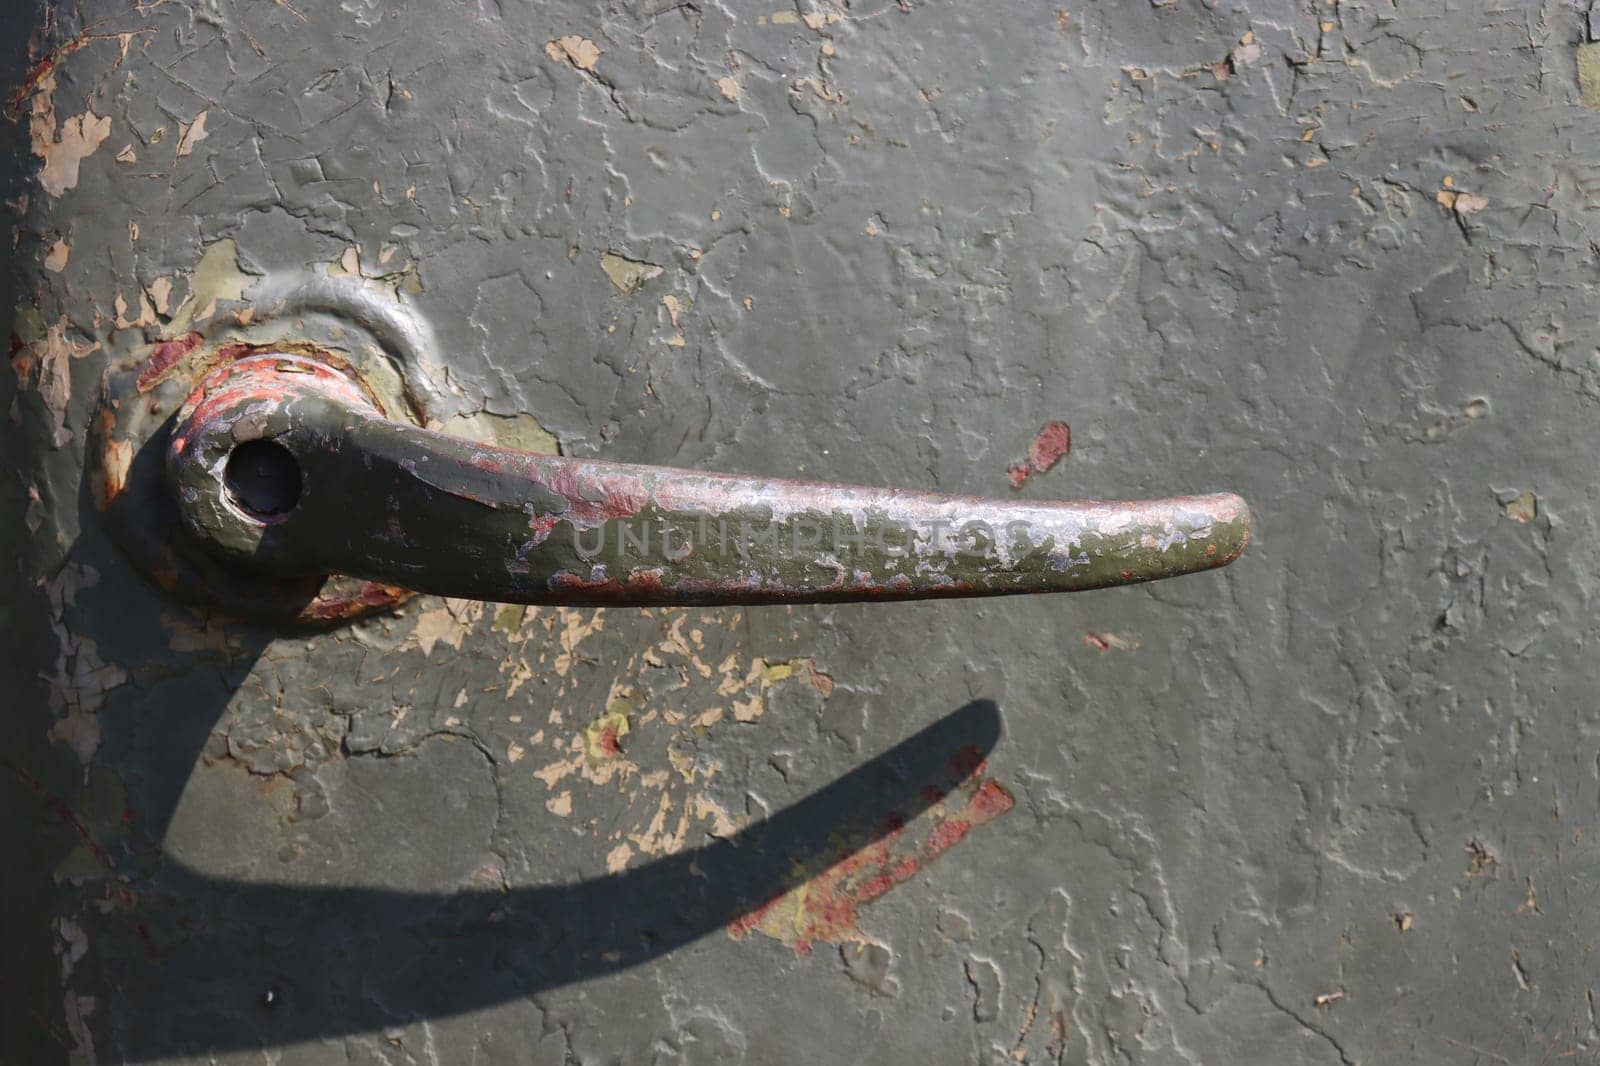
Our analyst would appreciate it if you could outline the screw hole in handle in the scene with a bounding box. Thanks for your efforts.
[223,439,303,521]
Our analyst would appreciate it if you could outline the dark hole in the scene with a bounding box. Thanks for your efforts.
[223,439,303,519]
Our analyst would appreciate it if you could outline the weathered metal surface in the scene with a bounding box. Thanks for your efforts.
[164,353,1247,611]
[8,2,1600,1065]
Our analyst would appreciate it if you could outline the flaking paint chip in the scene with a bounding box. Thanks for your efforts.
[43,238,69,272]
[1436,189,1487,216]
[175,110,209,157]
[601,251,663,295]
[716,75,740,101]
[546,35,601,71]
[147,276,173,315]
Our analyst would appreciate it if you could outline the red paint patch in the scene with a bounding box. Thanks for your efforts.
[727,745,1017,954]
[299,581,413,622]
[1029,421,1071,471]
[1006,420,1071,488]
[726,894,784,940]
[135,332,204,392]
[968,779,1016,823]
[1084,632,1110,651]
[922,816,972,857]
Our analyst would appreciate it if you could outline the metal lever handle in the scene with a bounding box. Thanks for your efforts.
[166,354,1250,607]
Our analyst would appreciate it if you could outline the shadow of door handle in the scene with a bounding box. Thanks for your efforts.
[165,353,1250,610]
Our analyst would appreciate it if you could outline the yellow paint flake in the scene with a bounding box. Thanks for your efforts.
[546,35,602,71]
[1503,492,1536,524]
[438,412,560,457]
[164,239,255,334]
[771,10,800,24]
[762,660,798,683]
[601,251,664,295]
[584,707,632,764]
[1581,43,1600,109]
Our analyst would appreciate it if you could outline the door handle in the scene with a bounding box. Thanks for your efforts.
[159,352,1250,610]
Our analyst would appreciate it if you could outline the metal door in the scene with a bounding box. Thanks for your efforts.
[4,2,1594,1063]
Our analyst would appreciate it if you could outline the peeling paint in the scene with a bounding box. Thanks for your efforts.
[27,75,111,197]
[13,316,94,447]
[42,564,126,765]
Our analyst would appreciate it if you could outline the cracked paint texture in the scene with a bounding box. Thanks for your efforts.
[6,1,1600,1064]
